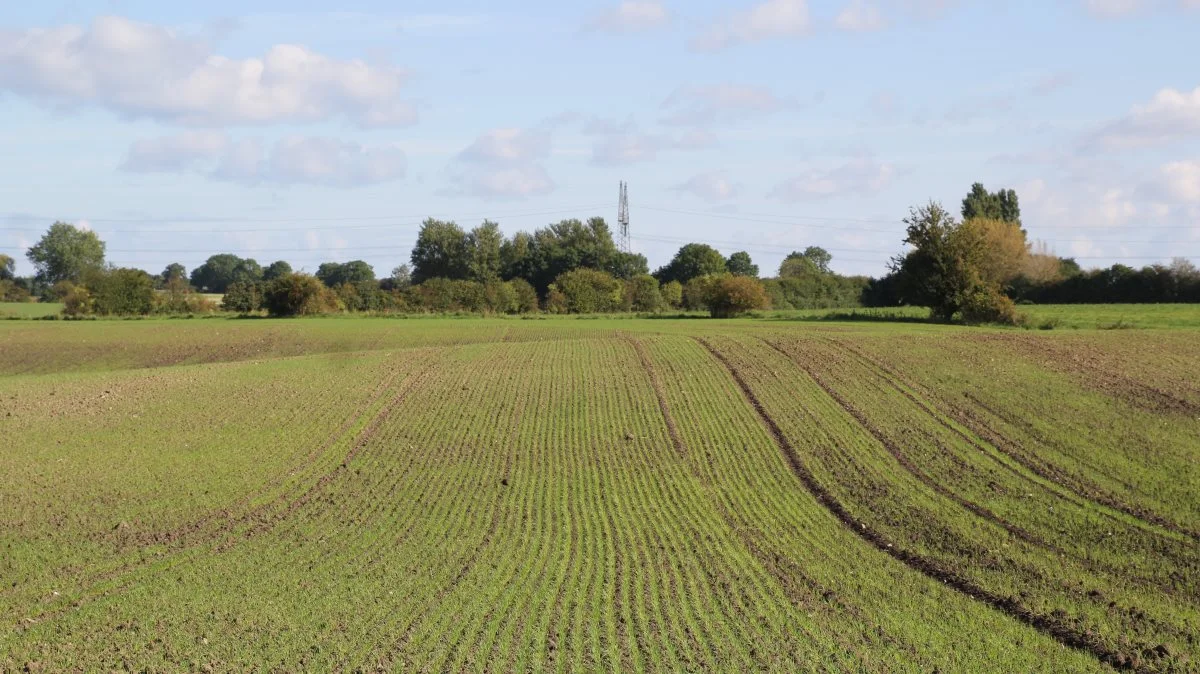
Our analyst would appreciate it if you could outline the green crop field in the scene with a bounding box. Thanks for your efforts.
[0,302,63,319]
[1,313,1197,672]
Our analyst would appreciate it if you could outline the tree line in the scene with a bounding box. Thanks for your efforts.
[3,217,866,318]
[4,183,1196,322]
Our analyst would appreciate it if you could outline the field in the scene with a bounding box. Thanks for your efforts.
[1,313,1197,671]
[0,302,63,319]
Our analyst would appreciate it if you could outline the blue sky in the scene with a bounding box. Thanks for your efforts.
[2,0,1199,278]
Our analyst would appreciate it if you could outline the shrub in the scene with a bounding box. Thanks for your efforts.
[222,281,263,313]
[703,275,771,318]
[509,278,539,314]
[0,279,31,302]
[88,268,156,316]
[624,274,663,312]
[553,268,623,313]
[262,273,339,317]
[959,285,1022,326]
[46,280,78,302]
[156,277,216,315]
[63,285,93,316]
[683,276,716,311]
[544,287,568,314]
[660,280,683,309]
[483,280,519,314]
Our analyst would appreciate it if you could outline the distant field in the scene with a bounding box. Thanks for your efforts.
[0,302,62,318]
[1,314,1196,671]
[775,303,1200,329]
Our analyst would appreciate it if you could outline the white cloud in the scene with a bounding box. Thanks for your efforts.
[585,1,671,32]
[585,117,717,165]
[1158,161,1200,202]
[1091,86,1200,148]
[768,159,895,201]
[661,84,792,125]
[1083,0,1152,18]
[122,133,407,187]
[447,124,558,199]
[459,128,552,163]
[692,0,811,51]
[463,165,556,199]
[0,15,415,127]
[835,1,887,31]
[672,172,739,201]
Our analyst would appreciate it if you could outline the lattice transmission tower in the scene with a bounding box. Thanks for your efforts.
[617,181,630,253]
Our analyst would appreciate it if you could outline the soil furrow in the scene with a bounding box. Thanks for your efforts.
[695,336,1148,673]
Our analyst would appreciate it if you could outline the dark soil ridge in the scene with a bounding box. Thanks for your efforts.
[759,337,1054,551]
[694,336,1146,673]
[824,336,1199,540]
[623,335,912,667]
[815,337,1200,596]
[827,338,1199,544]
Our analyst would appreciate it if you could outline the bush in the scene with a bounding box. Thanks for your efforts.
[483,280,519,314]
[959,285,1021,326]
[262,273,339,317]
[552,268,623,313]
[683,276,716,311]
[222,281,263,313]
[46,280,78,302]
[156,277,216,315]
[544,287,568,314]
[703,275,771,318]
[0,279,31,302]
[624,274,663,312]
[660,280,683,309]
[63,285,93,316]
[88,268,156,316]
[509,278,539,314]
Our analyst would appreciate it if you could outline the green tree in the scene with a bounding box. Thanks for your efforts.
[500,231,535,281]
[262,260,293,281]
[26,222,106,285]
[316,260,375,287]
[381,264,411,291]
[190,254,262,293]
[467,221,504,282]
[517,218,621,294]
[411,218,470,283]
[779,246,832,277]
[962,182,1021,226]
[161,263,187,286]
[654,243,727,285]
[726,251,758,277]
[0,254,15,281]
[892,201,1022,324]
[610,251,650,280]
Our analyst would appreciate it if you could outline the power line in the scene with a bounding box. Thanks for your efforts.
[0,205,611,234]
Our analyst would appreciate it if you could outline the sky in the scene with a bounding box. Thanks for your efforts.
[2,0,1199,279]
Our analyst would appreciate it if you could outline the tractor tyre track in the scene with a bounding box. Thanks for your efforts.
[695,336,1149,673]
